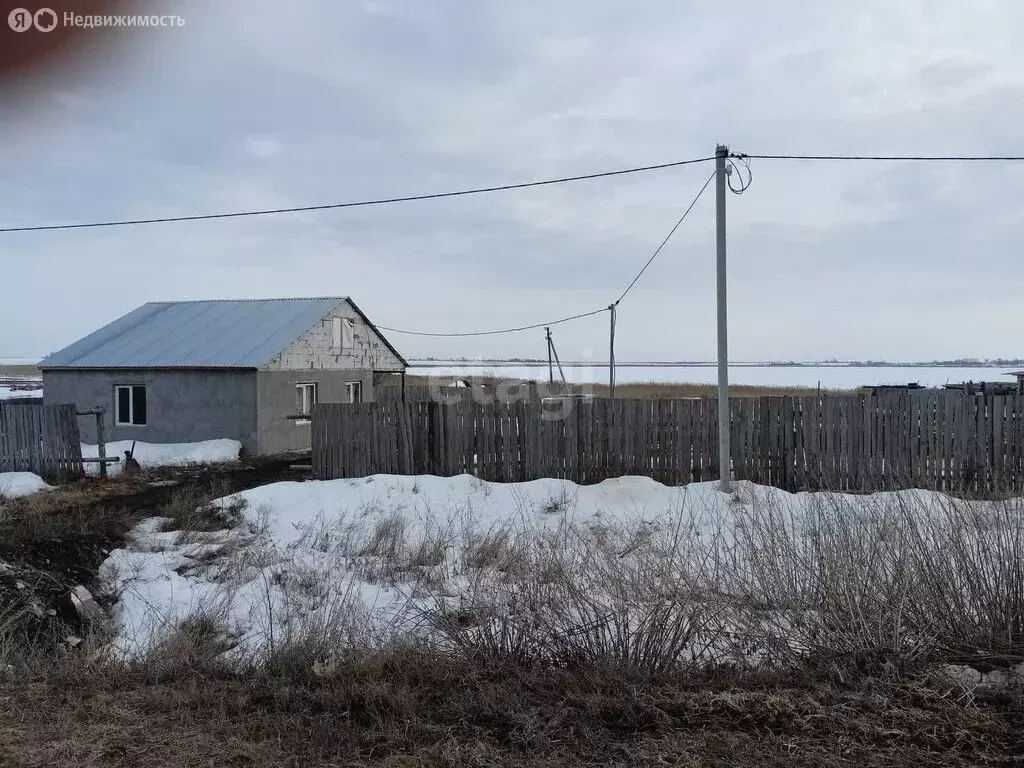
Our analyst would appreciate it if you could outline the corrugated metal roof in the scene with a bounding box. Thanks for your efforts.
[39,298,349,369]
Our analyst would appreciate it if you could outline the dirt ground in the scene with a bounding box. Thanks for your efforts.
[1,657,1021,767]
[0,456,310,646]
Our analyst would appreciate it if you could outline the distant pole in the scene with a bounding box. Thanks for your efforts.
[546,327,553,385]
[549,331,568,387]
[608,304,617,398]
[715,144,731,493]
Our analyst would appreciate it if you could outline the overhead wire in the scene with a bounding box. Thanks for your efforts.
[0,155,716,233]
[375,307,610,338]
[736,153,1024,161]
[382,169,718,337]
[613,170,715,306]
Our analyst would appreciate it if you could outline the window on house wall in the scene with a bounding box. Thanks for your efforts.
[114,385,147,426]
[346,381,363,404]
[295,382,318,425]
[332,317,342,349]
[332,317,355,351]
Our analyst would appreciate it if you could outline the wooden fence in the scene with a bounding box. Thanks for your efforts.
[0,403,84,481]
[312,393,1024,493]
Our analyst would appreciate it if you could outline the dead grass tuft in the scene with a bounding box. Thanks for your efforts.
[359,512,408,559]
[0,646,1019,767]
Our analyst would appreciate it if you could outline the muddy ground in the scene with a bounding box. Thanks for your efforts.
[0,455,310,646]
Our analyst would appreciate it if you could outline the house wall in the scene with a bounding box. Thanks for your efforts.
[264,301,404,372]
[42,369,259,453]
[256,369,375,454]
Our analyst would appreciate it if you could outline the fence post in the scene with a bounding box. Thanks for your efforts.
[95,409,108,479]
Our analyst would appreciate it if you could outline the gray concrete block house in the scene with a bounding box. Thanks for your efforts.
[39,298,407,455]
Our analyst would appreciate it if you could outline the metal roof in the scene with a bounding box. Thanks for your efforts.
[39,298,358,369]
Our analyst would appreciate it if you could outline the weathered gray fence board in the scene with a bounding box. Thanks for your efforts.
[0,403,83,481]
[312,394,1024,493]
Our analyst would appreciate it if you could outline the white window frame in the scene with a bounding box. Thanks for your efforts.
[295,382,318,425]
[114,384,147,427]
[332,317,355,351]
[331,317,342,350]
[345,381,363,404]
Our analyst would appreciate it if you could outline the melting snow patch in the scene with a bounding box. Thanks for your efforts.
[96,474,1020,667]
[81,439,241,475]
[0,472,52,498]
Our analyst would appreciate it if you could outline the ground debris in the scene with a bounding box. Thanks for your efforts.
[69,585,106,624]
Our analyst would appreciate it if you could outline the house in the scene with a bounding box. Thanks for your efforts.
[945,380,1019,396]
[1005,372,1024,394]
[39,297,407,455]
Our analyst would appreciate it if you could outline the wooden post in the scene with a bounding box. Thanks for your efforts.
[549,333,568,387]
[609,304,617,398]
[546,327,553,385]
[95,408,107,479]
[401,370,407,403]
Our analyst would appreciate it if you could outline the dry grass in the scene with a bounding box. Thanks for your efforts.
[588,381,859,398]
[3,482,1024,764]
[0,645,1019,767]
[403,374,857,398]
[0,363,40,377]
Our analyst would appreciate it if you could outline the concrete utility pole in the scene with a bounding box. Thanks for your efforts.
[608,304,617,398]
[715,144,732,493]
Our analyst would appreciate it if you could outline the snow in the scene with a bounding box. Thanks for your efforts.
[0,378,43,400]
[0,471,52,498]
[98,473,989,660]
[81,439,241,475]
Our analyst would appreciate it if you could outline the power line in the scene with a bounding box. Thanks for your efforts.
[0,156,716,233]
[380,170,717,337]
[376,307,609,338]
[736,153,1024,161]
[614,170,715,306]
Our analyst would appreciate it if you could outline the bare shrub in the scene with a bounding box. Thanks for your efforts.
[897,493,1024,664]
[464,529,515,570]
[720,486,1024,676]
[165,485,248,535]
[140,612,234,680]
[426,509,730,672]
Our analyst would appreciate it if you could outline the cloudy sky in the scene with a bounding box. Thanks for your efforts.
[1,0,1022,364]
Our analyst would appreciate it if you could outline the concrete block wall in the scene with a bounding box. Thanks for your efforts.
[256,368,375,454]
[42,369,259,452]
[264,301,404,372]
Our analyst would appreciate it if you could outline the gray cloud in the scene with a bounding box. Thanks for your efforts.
[2,0,1024,363]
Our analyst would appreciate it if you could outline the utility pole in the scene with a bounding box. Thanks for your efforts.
[608,304,617,398]
[715,144,731,493]
[549,330,568,387]
[546,327,553,385]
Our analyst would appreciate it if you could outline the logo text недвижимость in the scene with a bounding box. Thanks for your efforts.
[8,8,184,31]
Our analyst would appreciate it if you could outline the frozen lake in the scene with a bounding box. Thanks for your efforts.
[411,365,1017,390]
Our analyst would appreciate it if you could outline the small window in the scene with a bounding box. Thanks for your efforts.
[115,385,147,426]
[332,317,342,349]
[332,317,355,351]
[346,381,363,404]
[295,382,318,425]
